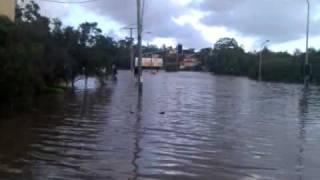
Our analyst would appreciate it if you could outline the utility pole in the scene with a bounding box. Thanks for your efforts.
[259,51,262,81]
[176,49,179,71]
[137,0,143,86]
[176,44,182,71]
[124,27,136,73]
[258,40,270,81]
[304,0,310,87]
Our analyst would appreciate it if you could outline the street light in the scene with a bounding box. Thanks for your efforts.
[258,40,270,81]
[304,0,310,87]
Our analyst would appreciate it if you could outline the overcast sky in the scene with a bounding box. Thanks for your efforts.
[34,0,320,52]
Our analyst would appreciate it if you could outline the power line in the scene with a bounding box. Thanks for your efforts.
[36,0,101,4]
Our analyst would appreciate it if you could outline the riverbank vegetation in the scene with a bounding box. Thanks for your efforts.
[198,37,320,84]
[0,1,133,111]
[1,1,320,113]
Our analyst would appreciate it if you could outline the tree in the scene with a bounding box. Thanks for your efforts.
[0,0,118,111]
[197,48,212,67]
[63,26,81,87]
[214,37,239,50]
[77,22,103,82]
[114,39,131,69]
[206,38,247,75]
[294,49,302,57]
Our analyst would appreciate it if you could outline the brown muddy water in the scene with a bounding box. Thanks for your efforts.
[0,70,320,180]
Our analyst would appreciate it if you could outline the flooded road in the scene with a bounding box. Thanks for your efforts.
[0,71,320,180]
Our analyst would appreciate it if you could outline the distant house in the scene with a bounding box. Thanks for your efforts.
[180,54,200,70]
[164,46,199,71]
[0,0,16,21]
[168,49,177,55]
[164,49,181,71]
[182,49,195,55]
[177,48,200,70]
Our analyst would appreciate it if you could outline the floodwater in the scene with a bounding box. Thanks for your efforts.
[0,71,320,180]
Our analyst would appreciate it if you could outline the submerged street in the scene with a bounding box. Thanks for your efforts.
[0,71,320,180]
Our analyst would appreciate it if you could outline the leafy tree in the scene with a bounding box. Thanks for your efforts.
[0,1,119,111]
[199,37,320,83]
[114,39,131,69]
[206,38,248,75]
[214,37,239,50]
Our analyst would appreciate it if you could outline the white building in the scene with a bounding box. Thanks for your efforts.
[135,57,164,68]
[0,0,16,21]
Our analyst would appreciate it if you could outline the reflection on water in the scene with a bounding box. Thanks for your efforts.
[1,71,320,180]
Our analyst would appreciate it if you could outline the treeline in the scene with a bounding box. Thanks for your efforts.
[0,1,133,109]
[198,37,320,84]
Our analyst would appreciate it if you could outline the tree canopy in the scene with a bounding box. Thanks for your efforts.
[0,0,135,110]
[198,37,320,84]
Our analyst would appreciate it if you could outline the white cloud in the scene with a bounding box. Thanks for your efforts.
[33,0,320,52]
[151,37,177,47]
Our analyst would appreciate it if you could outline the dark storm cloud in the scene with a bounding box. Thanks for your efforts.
[152,21,209,48]
[83,0,210,47]
[83,0,320,46]
[35,0,320,49]
[199,0,320,42]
